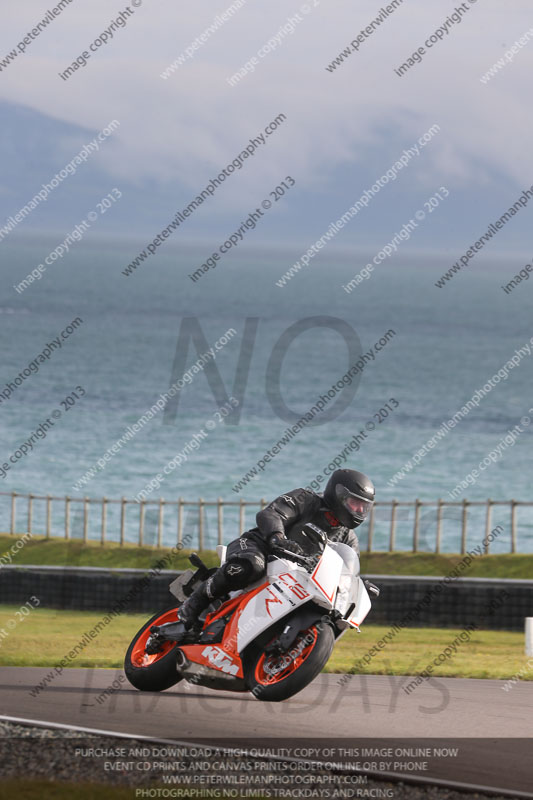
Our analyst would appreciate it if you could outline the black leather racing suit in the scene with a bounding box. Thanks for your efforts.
[179,488,361,626]
[223,488,359,588]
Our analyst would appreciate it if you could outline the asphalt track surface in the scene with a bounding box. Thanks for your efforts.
[1,667,532,795]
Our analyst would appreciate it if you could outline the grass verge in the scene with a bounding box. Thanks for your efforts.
[0,533,217,570]
[0,780,269,800]
[0,780,133,800]
[2,533,532,577]
[0,605,531,680]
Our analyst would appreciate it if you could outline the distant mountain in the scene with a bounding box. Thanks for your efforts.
[1,100,531,257]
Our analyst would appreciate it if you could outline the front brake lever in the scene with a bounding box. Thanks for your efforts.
[272,548,315,568]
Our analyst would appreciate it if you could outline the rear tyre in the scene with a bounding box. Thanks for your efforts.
[245,622,334,702]
[124,606,184,692]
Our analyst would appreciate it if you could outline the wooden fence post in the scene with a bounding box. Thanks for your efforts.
[198,498,204,550]
[389,501,397,552]
[239,499,245,535]
[460,499,468,554]
[177,498,183,546]
[367,503,375,552]
[484,499,492,554]
[120,497,126,546]
[83,497,89,543]
[27,494,33,535]
[217,498,224,545]
[157,500,164,548]
[511,499,517,553]
[46,495,52,539]
[10,492,16,535]
[413,498,421,553]
[138,500,145,547]
[436,499,443,554]
[65,496,70,540]
[101,497,108,546]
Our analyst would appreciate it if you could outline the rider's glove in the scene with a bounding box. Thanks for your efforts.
[268,532,304,557]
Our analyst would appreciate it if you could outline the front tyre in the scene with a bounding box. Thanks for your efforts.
[124,606,183,692]
[245,622,334,702]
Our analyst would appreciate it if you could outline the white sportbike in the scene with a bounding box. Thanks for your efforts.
[125,525,379,702]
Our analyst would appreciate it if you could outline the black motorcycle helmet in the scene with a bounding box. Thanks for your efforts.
[323,469,375,528]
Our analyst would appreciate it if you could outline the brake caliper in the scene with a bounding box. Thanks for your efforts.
[263,634,308,677]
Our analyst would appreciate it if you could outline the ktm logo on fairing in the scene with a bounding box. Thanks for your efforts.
[201,646,240,675]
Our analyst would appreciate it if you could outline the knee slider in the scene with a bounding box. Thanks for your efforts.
[205,568,232,599]
[222,558,254,589]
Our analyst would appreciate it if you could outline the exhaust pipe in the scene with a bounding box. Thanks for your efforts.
[175,648,189,670]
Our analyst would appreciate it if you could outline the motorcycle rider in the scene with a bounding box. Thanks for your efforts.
[178,468,375,629]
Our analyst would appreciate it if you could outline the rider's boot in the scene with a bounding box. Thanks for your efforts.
[178,569,231,629]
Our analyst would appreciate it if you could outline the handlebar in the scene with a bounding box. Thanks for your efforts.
[270,548,319,570]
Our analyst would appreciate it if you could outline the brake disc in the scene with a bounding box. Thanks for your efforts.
[263,635,306,676]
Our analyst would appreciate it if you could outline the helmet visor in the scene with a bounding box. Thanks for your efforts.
[335,484,374,520]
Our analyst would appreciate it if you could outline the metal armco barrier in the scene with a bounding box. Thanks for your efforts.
[1,565,531,631]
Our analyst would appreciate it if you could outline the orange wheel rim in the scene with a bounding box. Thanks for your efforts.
[131,609,179,668]
[254,626,318,686]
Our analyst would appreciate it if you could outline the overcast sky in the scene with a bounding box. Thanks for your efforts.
[1,0,533,253]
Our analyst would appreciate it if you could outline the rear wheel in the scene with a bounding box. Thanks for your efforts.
[124,606,183,691]
[245,622,334,702]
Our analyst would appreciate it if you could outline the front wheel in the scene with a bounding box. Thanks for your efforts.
[124,606,183,692]
[245,622,334,702]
